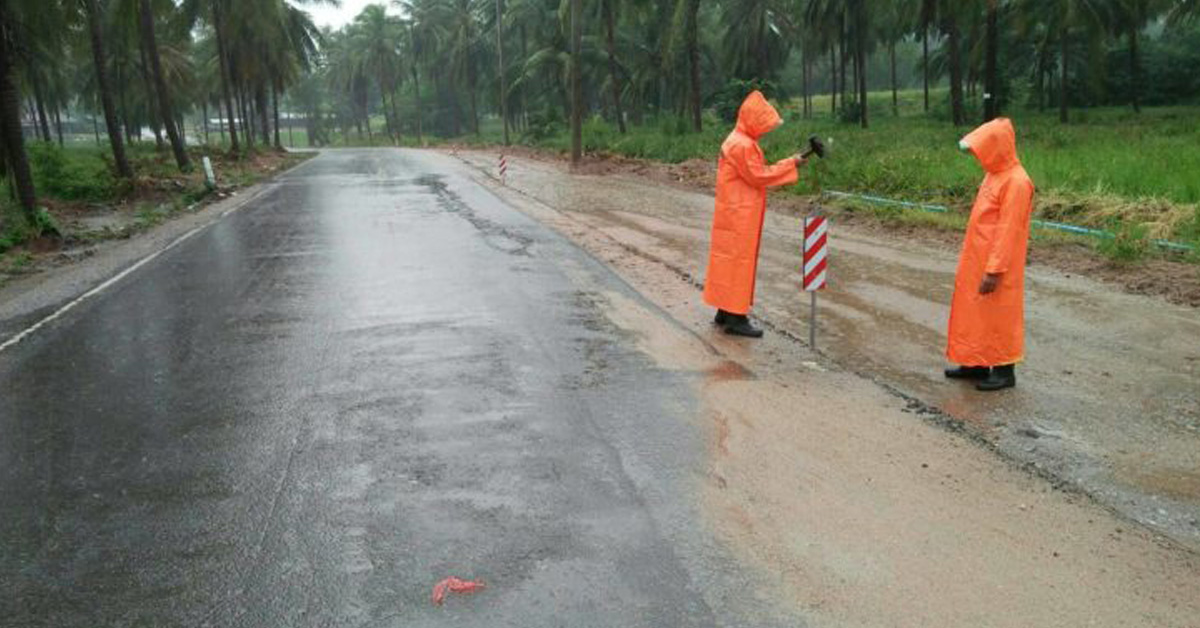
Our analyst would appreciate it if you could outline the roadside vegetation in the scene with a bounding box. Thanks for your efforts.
[454,93,1200,260]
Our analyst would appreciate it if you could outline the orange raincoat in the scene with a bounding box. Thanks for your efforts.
[946,118,1036,367]
[703,91,799,315]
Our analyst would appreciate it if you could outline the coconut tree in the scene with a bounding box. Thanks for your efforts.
[1117,0,1168,113]
[136,0,191,170]
[350,4,404,142]
[81,0,134,178]
[0,0,39,220]
[1016,0,1112,123]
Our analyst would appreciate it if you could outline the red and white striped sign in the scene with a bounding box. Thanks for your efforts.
[499,154,508,183]
[803,216,828,291]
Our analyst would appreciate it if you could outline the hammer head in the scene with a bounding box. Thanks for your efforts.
[804,135,827,159]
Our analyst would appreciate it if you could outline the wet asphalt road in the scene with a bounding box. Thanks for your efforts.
[0,150,802,627]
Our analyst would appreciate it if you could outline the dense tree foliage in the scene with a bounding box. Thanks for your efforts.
[4,0,1200,231]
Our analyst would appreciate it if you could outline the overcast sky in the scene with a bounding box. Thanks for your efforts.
[296,0,394,30]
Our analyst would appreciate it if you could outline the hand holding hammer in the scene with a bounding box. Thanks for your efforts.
[794,135,827,165]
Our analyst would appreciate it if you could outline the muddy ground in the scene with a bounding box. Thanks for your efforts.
[449,148,1200,559]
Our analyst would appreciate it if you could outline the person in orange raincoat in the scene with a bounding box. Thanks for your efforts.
[703,91,807,338]
[945,118,1036,391]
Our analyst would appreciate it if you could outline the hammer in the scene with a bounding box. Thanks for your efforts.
[800,135,827,160]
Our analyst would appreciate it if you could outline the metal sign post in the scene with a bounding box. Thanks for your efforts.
[802,214,829,350]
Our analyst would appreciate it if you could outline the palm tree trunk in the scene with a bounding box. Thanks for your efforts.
[1059,25,1069,124]
[256,82,270,146]
[138,0,190,171]
[686,0,702,132]
[496,0,511,144]
[84,0,133,178]
[602,0,626,134]
[139,40,164,150]
[839,15,848,108]
[212,1,239,152]
[272,83,282,149]
[983,0,999,122]
[570,0,582,166]
[412,64,423,145]
[378,73,394,141]
[202,99,209,145]
[468,63,480,136]
[945,14,966,126]
[802,48,810,118]
[389,87,401,143]
[857,21,868,129]
[1129,25,1141,114]
[1036,43,1046,111]
[119,69,135,143]
[0,7,37,218]
[923,27,929,112]
[32,77,52,142]
[240,84,255,147]
[53,106,64,147]
[830,46,837,114]
[890,42,898,116]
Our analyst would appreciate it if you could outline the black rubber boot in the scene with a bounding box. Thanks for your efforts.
[714,310,730,326]
[724,315,764,338]
[945,366,990,380]
[976,364,1016,391]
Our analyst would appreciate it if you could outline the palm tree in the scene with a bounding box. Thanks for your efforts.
[723,0,790,81]
[137,0,192,170]
[352,5,404,143]
[599,0,626,133]
[0,0,38,220]
[674,0,702,131]
[1017,0,1111,123]
[1117,0,1167,113]
[941,0,967,125]
[920,0,936,112]
[82,0,134,178]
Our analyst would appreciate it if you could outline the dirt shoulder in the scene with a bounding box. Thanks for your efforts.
[462,144,1200,307]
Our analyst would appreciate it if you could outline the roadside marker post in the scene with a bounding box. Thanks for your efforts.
[499,153,508,186]
[202,156,216,190]
[802,214,829,350]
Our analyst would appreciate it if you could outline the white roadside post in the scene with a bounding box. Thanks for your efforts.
[499,153,508,186]
[802,214,829,350]
[202,156,216,191]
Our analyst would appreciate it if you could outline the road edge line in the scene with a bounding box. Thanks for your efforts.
[0,186,267,355]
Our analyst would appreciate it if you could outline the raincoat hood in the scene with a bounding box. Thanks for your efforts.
[961,118,1020,174]
[735,91,783,139]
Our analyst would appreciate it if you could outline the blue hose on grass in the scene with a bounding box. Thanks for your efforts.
[822,190,1195,253]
